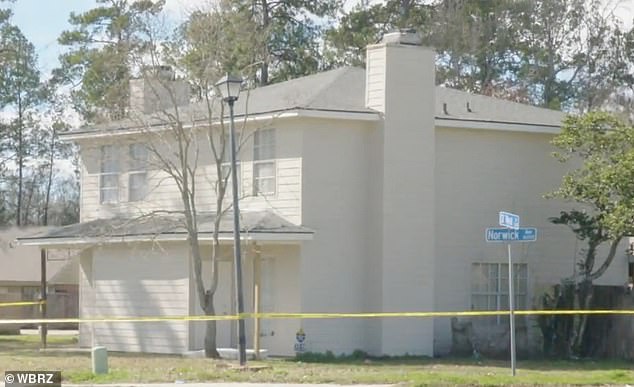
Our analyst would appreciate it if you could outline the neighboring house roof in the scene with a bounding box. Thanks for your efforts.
[0,227,78,285]
[17,210,314,246]
[66,66,565,137]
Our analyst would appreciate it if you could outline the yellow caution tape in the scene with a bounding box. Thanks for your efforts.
[246,310,634,319]
[1,309,634,325]
[0,300,46,308]
[0,315,238,325]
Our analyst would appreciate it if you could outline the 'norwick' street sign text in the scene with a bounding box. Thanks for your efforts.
[485,227,537,242]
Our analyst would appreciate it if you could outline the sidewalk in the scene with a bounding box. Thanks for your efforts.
[20,328,79,336]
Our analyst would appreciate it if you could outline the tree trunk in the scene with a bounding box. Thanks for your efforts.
[43,128,56,226]
[567,237,620,357]
[399,0,412,28]
[22,174,36,226]
[203,291,220,358]
[260,0,270,86]
[16,93,23,226]
[569,279,593,357]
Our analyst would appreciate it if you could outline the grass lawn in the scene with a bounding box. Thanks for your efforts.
[0,334,632,386]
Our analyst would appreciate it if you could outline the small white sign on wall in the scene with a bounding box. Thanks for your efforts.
[294,328,306,353]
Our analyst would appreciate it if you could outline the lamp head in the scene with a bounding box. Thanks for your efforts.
[215,73,243,102]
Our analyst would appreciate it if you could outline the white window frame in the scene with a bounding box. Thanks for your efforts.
[128,143,148,202]
[471,262,528,324]
[100,145,119,204]
[253,128,276,196]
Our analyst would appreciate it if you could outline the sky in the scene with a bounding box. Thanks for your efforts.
[2,0,631,179]
[6,0,207,75]
[5,0,634,77]
[9,0,93,74]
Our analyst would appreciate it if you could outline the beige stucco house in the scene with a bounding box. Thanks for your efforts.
[17,31,632,357]
[1,227,78,331]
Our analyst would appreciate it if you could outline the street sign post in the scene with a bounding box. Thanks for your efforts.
[486,212,538,377]
[507,242,516,377]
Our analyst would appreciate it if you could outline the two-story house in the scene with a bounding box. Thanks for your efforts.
[18,31,631,357]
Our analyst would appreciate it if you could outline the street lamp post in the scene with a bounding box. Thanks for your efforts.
[215,74,247,366]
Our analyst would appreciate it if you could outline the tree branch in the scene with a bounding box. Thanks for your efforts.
[589,236,623,281]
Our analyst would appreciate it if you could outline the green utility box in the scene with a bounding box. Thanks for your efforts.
[92,346,108,374]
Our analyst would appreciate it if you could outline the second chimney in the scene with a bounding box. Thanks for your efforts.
[129,66,190,115]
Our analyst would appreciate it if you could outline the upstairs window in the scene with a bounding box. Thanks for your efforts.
[253,128,276,196]
[128,143,148,202]
[100,145,119,204]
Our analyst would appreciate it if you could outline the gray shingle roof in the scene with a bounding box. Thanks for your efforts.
[70,66,565,134]
[16,210,312,242]
[236,66,371,115]
[77,67,374,133]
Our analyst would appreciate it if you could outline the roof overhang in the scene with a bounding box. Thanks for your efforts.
[17,231,313,248]
[61,108,562,141]
[435,117,560,134]
[61,108,381,141]
[15,211,314,249]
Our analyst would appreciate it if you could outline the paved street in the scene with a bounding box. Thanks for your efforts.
[75,385,396,387]
[4,384,397,387]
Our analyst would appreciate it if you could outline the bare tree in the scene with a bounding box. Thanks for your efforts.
[123,4,267,357]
